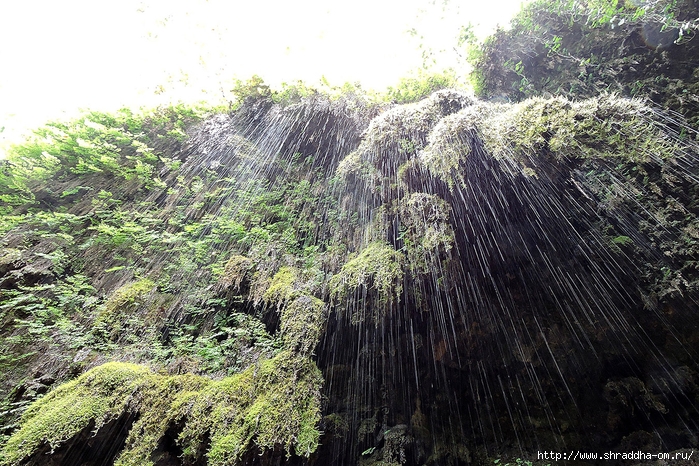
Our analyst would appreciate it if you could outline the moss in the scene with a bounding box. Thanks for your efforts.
[419,95,681,188]
[612,235,633,246]
[0,353,323,466]
[479,95,679,164]
[262,266,299,308]
[469,0,699,125]
[259,267,325,355]
[397,193,455,274]
[0,249,22,268]
[329,242,404,322]
[219,255,254,290]
[114,372,207,466]
[348,90,472,180]
[336,150,382,190]
[323,413,350,438]
[280,294,325,355]
[175,350,322,465]
[0,362,162,466]
[103,279,155,313]
[93,279,156,340]
[418,102,496,188]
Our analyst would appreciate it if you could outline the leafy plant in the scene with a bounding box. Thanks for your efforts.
[386,69,459,104]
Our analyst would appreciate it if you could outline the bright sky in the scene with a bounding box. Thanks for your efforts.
[0,0,527,151]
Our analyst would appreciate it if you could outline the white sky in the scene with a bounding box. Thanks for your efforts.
[0,0,527,150]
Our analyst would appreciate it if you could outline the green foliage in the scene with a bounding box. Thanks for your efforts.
[224,313,280,355]
[60,185,93,198]
[176,351,322,464]
[272,80,318,105]
[0,161,34,213]
[418,102,491,188]
[219,255,254,290]
[612,235,633,246]
[336,150,381,188]
[229,75,273,108]
[0,95,350,462]
[493,458,550,466]
[150,308,282,375]
[103,279,155,315]
[0,362,157,466]
[228,75,377,109]
[354,89,472,180]
[418,94,680,190]
[257,267,325,355]
[0,104,208,208]
[466,0,699,104]
[385,69,459,104]
[0,57,697,466]
[93,279,156,340]
[0,273,97,349]
[397,193,455,273]
[263,267,299,308]
[86,220,161,253]
[505,0,670,33]
[0,215,24,237]
[480,95,679,163]
[279,294,325,355]
[0,248,21,268]
[0,355,323,466]
[329,242,404,322]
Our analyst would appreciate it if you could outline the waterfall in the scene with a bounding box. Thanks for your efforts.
[1,89,698,465]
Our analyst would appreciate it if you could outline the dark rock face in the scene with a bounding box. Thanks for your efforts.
[313,92,699,465]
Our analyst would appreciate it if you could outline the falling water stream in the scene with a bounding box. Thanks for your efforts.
[1,88,699,465]
[159,91,699,463]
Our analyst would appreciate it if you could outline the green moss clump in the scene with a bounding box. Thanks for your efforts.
[177,350,322,464]
[280,295,325,355]
[350,90,472,180]
[329,242,404,323]
[612,235,633,246]
[103,279,155,314]
[262,266,299,309]
[0,352,323,466]
[0,362,175,466]
[398,193,455,274]
[479,95,678,164]
[418,103,496,188]
[419,95,680,188]
[219,255,254,290]
[93,279,156,339]
[259,267,325,355]
[0,249,22,270]
[336,150,382,190]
